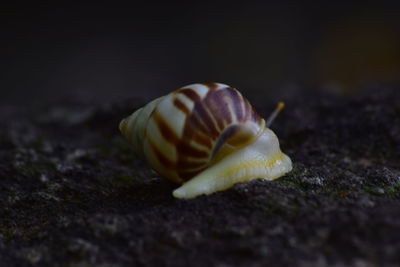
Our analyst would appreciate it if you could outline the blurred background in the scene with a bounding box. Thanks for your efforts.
[1,1,400,106]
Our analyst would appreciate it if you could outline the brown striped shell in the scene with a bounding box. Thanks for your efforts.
[119,83,265,184]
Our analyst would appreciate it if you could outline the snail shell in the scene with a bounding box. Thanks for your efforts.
[119,83,292,198]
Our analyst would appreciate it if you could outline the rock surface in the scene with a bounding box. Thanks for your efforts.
[0,87,399,266]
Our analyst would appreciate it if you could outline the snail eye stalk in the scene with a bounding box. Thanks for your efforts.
[265,102,285,128]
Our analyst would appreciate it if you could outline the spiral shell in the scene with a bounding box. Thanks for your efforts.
[119,82,292,198]
[120,83,262,181]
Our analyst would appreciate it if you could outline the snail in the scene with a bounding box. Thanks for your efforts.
[119,83,292,199]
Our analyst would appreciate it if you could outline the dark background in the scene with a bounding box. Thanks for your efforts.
[1,3,400,266]
[1,1,400,106]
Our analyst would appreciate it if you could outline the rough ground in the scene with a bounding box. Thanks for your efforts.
[0,86,399,267]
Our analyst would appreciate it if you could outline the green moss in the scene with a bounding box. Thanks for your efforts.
[14,162,57,178]
[364,184,400,197]
[114,174,135,185]
[29,137,46,152]
[97,136,137,164]
[277,177,307,192]
[257,202,288,216]
[113,137,137,163]
[0,228,14,242]
[101,173,144,190]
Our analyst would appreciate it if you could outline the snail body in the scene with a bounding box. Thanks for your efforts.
[119,83,292,199]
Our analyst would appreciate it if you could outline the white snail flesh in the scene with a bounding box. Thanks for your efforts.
[119,83,292,199]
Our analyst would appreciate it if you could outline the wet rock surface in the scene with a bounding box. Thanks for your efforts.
[0,87,399,267]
